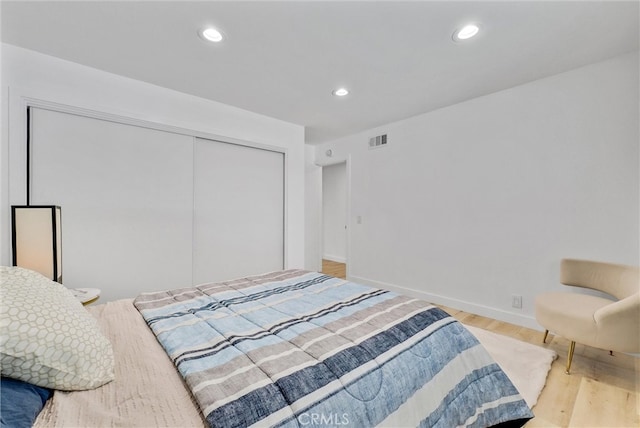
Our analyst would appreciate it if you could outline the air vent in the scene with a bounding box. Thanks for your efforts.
[368,134,388,149]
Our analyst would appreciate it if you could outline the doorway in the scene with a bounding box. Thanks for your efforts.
[321,161,348,279]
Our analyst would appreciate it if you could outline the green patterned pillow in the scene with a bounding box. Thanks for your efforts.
[0,266,114,390]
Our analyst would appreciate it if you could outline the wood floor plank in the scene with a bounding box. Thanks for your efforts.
[532,361,583,427]
[458,313,494,329]
[569,378,638,427]
[515,327,544,345]
[321,259,346,279]
[487,319,521,337]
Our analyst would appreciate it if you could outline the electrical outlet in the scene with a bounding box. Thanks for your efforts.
[511,295,522,309]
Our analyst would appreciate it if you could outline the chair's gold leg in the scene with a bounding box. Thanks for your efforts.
[542,330,549,344]
[565,341,576,374]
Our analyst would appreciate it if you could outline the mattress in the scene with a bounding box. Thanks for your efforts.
[34,270,533,427]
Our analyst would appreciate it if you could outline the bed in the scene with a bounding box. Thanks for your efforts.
[2,268,533,427]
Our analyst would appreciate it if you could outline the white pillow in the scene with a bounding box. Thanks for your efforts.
[0,266,115,390]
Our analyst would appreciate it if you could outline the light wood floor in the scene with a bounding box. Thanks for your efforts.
[322,259,347,279]
[321,260,639,428]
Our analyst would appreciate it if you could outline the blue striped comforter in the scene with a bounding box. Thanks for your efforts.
[134,270,532,427]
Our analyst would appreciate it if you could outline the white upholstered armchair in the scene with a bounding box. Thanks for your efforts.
[534,259,639,374]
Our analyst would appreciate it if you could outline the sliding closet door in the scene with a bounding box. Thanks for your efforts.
[29,108,194,302]
[193,138,284,284]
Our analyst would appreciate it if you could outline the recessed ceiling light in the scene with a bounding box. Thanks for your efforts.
[332,88,349,97]
[453,24,480,42]
[199,27,224,43]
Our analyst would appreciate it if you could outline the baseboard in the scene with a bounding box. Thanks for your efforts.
[323,254,346,264]
[348,275,541,331]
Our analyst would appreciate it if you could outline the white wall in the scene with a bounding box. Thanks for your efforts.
[322,162,347,263]
[311,51,639,329]
[1,44,306,292]
[304,145,322,272]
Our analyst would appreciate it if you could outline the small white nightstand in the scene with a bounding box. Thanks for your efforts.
[70,288,101,305]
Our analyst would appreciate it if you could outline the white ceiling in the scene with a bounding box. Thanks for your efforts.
[2,1,638,144]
